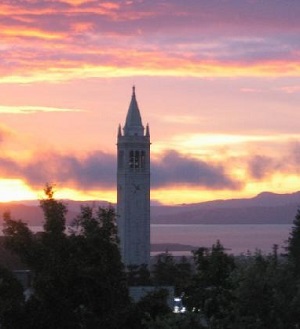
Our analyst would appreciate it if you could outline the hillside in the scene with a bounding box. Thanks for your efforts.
[0,191,299,226]
[151,191,300,224]
[0,200,110,226]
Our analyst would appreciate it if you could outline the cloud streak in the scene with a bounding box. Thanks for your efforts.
[0,105,84,114]
[0,0,300,82]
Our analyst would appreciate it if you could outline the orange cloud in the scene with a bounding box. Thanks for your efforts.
[278,85,300,94]
[0,4,56,16]
[63,0,90,5]
[71,22,94,33]
[0,2,121,17]
[0,1,299,84]
[1,56,299,85]
[0,26,64,40]
[0,105,83,114]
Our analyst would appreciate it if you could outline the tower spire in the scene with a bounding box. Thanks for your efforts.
[123,86,144,136]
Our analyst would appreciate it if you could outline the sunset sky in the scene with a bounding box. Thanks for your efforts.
[0,0,300,204]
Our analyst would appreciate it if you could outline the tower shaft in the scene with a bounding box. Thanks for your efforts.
[117,87,151,266]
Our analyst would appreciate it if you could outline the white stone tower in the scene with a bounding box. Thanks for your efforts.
[117,86,151,266]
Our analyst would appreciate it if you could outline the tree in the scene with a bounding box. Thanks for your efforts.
[127,264,152,286]
[2,212,35,268]
[185,240,236,327]
[229,251,300,329]
[0,265,25,329]
[153,252,177,286]
[3,186,130,329]
[136,288,172,321]
[144,313,205,329]
[123,288,172,329]
[287,207,300,275]
[174,256,193,294]
[69,205,130,328]
[152,252,192,295]
[192,240,235,288]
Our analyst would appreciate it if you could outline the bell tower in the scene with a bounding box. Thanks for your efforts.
[117,86,150,266]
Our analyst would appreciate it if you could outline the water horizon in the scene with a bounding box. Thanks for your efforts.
[1,223,292,256]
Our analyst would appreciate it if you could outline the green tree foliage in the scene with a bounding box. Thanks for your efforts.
[123,288,172,329]
[0,265,25,329]
[287,208,300,275]
[137,288,172,320]
[185,240,236,327]
[3,185,130,329]
[152,252,192,295]
[69,205,129,328]
[41,184,67,236]
[192,240,235,288]
[153,252,177,286]
[127,264,152,286]
[3,212,35,267]
[229,251,300,329]
[144,313,205,329]
[4,191,300,328]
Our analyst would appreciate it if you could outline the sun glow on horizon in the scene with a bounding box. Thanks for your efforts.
[0,176,299,205]
[53,188,117,204]
[0,179,38,202]
[0,179,118,203]
[1,60,300,85]
[151,187,251,205]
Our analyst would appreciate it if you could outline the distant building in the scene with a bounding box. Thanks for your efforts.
[117,86,151,266]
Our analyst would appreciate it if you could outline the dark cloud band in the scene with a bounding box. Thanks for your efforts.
[0,149,241,191]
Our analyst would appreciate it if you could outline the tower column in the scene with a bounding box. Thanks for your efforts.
[117,87,151,266]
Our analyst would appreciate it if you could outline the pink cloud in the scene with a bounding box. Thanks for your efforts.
[278,85,300,94]
[0,0,299,81]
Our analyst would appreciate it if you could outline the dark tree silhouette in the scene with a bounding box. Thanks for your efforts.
[185,240,236,327]
[3,185,130,329]
[0,265,25,329]
[287,208,300,275]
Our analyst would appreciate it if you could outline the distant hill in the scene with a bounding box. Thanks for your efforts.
[151,191,300,224]
[0,191,299,226]
[0,200,111,226]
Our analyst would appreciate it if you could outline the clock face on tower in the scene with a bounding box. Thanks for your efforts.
[131,183,142,193]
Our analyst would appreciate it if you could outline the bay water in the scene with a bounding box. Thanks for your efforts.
[1,224,292,256]
[151,224,292,256]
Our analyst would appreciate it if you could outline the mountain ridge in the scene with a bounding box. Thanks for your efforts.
[0,191,299,225]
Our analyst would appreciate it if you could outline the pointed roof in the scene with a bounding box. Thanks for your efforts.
[124,86,144,136]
